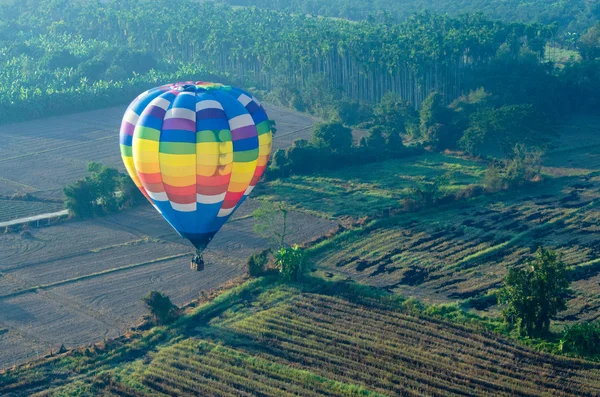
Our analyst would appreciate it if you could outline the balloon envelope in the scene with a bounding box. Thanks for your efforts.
[119,82,272,250]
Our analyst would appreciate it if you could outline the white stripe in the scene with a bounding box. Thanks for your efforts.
[123,109,139,125]
[229,114,254,130]
[171,202,196,212]
[238,94,252,106]
[178,91,195,96]
[197,192,226,204]
[244,185,255,196]
[152,97,170,110]
[217,207,235,217]
[196,100,224,111]
[165,108,196,121]
[147,191,168,201]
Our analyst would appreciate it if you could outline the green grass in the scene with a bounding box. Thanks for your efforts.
[258,153,487,218]
[3,277,599,396]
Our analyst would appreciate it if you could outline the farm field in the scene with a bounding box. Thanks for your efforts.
[2,278,599,396]
[0,202,336,369]
[0,102,316,205]
[0,103,326,369]
[271,116,600,325]
[259,152,487,218]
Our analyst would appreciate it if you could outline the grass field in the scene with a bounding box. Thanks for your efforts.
[1,277,599,397]
[258,153,487,218]
[265,116,600,326]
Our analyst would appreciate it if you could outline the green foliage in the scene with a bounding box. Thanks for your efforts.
[578,22,600,61]
[248,250,270,277]
[499,248,571,337]
[253,201,292,248]
[274,245,306,282]
[560,321,600,358]
[420,92,455,149]
[311,122,353,153]
[142,291,180,325]
[483,145,543,191]
[64,162,141,219]
[459,105,548,156]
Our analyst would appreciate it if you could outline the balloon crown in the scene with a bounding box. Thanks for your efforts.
[172,81,229,92]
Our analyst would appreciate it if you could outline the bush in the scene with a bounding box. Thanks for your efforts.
[248,250,270,277]
[142,291,180,325]
[274,245,306,282]
[560,321,600,357]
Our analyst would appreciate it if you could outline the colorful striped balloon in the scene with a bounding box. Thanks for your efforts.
[119,82,272,251]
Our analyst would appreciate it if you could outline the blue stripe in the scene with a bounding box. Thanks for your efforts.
[197,117,230,131]
[233,136,259,151]
[160,129,197,143]
[139,114,164,131]
[120,134,133,146]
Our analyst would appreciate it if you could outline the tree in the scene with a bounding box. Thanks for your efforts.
[499,248,570,337]
[578,22,600,61]
[311,122,353,153]
[64,178,98,219]
[560,321,600,357]
[274,244,306,282]
[419,92,454,150]
[253,201,293,248]
[142,291,180,325]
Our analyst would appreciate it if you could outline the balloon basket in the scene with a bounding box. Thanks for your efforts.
[190,253,205,271]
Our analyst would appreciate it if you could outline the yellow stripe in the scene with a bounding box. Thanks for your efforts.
[134,161,160,174]
[231,171,255,184]
[219,153,233,165]
[136,138,160,151]
[232,160,257,173]
[122,156,143,187]
[197,142,219,155]
[219,164,232,175]
[220,142,233,153]
[197,154,219,166]
[198,165,218,177]
[159,153,196,166]
[228,181,250,192]
[258,133,272,145]
[259,144,271,156]
[162,174,196,187]
[160,163,195,176]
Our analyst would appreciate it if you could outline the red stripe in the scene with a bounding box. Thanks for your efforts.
[143,182,165,193]
[197,174,230,186]
[138,172,163,184]
[164,184,196,197]
[197,184,229,195]
[167,193,196,205]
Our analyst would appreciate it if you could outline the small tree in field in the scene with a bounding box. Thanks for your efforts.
[499,248,570,337]
[274,244,306,282]
[253,201,294,248]
[142,291,180,325]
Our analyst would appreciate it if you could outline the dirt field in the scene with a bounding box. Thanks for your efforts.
[0,103,316,203]
[0,104,328,369]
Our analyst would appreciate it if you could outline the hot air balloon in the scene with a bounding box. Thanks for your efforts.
[119,82,273,270]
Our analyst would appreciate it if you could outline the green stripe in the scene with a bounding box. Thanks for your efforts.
[197,130,217,142]
[137,126,161,141]
[218,129,232,142]
[256,121,271,135]
[234,149,259,162]
[159,142,196,155]
[120,144,132,157]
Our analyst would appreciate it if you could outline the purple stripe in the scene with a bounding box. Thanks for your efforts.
[120,122,135,136]
[145,106,167,119]
[231,125,257,141]
[197,108,226,119]
[163,118,196,131]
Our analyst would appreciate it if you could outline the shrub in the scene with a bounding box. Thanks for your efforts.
[142,291,180,325]
[248,250,270,277]
[274,245,306,282]
[560,321,600,357]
